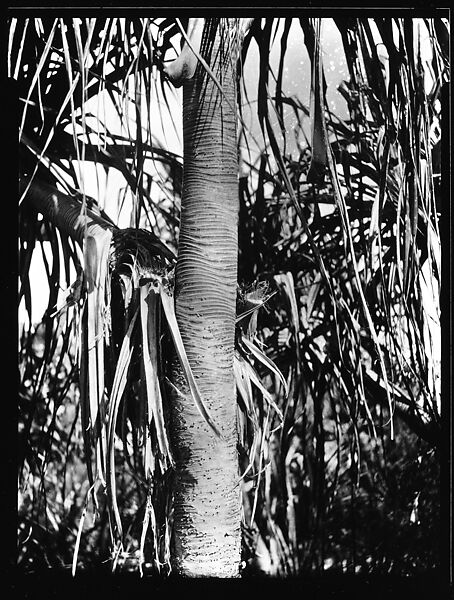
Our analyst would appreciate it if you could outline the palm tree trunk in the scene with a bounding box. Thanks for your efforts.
[169,19,241,577]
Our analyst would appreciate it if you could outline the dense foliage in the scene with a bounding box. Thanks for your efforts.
[15,15,447,575]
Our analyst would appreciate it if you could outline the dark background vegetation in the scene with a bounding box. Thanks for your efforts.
[12,13,449,592]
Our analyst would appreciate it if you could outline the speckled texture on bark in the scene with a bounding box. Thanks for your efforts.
[169,19,241,577]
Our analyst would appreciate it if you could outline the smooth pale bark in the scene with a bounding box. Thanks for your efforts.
[170,19,241,577]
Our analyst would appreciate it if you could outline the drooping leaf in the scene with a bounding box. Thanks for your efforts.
[159,283,222,439]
